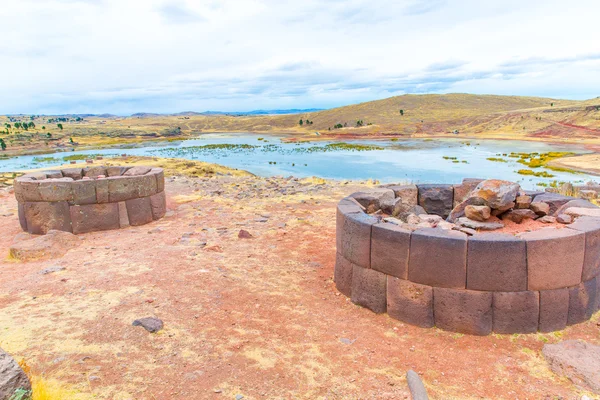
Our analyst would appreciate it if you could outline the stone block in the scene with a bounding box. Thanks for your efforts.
[433,288,493,336]
[23,201,72,234]
[150,191,166,220]
[567,277,598,326]
[70,203,120,234]
[37,178,74,202]
[334,252,353,297]
[371,222,411,278]
[118,202,130,228]
[61,168,83,180]
[467,233,527,291]
[336,202,377,268]
[387,278,433,328]
[106,166,130,177]
[83,166,107,178]
[351,264,387,313]
[350,188,395,213]
[14,179,42,202]
[71,180,97,205]
[408,228,467,288]
[95,178,109,203]
[124,166,151,176]
[151,168,165,193]
[136,173,158,198]
[539,288,569,332]
[492,291,539,334]
[18,203,27,231]
[567,216,600,281]
[125,196,153,226]
[107,176,139,202]
[520,227,585,290]
[417,184,454,218]
[384,184,418,206]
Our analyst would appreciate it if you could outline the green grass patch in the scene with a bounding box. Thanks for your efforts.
[517,169,555,178]
[486,157,507,162]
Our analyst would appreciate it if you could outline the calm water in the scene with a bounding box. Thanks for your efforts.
[0,133,596,189]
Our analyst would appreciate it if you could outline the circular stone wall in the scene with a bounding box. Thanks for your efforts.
[14,165,166,234]
[335,181,600,335]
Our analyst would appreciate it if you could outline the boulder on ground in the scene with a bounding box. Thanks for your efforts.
[515,195,532,209]
[9,230,80,262]
[530,201,550,216]
[0,348,31,400]
[542,340,600,394]
[533,193,575,215]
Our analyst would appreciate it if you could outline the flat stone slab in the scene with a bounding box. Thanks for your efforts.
[543,340,600,394]
[457,217,504,231]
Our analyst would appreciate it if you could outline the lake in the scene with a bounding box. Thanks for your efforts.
[0,133,596,189]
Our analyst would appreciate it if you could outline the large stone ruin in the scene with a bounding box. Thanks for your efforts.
[335,178,600,335]
[14,165,166,234]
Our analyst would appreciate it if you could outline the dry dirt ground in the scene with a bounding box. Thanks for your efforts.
[0,173,599,399]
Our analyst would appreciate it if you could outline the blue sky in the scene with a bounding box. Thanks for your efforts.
[1,0,599,114]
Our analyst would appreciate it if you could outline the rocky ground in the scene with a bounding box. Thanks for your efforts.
[0,169,599,399]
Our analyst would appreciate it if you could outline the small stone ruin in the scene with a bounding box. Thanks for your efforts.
[14,165,166,234]
[336,178,600,335]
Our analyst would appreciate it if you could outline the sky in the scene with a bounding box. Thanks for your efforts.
[1,0,599,114]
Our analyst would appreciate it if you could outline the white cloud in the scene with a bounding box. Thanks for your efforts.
[0,0,598,114]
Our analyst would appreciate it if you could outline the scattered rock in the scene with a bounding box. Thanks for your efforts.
[502,209,537,224]
[533,193,574,215]
[132,317,164,333]
[39,266,66,275]
[457,217,504,231]
[417,184,454,219]
[555,199,599,216]
[530,201,550,216]
[418,214,443,224]
[350,189,395,214]
[339,338,356,345]
[456,226,477,236]
[542,340,600,394]
[515,195,532,209]
[0,348,31,400]
[447,196,487,223]
[9,230,81,262]
[238,230,253,239]
[539,216,557,224]
[556,214,573,224]
[406,369,429,400]
[464,205,491,222]
[470,179,520,210]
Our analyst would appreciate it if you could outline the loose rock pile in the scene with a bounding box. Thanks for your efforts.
[350,179,600,234]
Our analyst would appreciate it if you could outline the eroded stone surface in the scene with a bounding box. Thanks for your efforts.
[351,265,387,314]
[543,340,600,394]
[387,278,433,328]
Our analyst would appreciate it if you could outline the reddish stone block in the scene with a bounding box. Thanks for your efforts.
[567,216,600,281]
[18,203,27,231]
[150,191,166,220]
[23,201,72,234]
[567,277,598,326]
[96,178,109,203]
[351,264,387,314]
[14,179,42,202]
[492,291,539,334]
[336,201,377,268]
[124,166,151,176]
[520,227,585,290]
[106,166,129,177]
[137,174,158,198]
[371,222,411,279]
[125,196,153,226]
[151,168,165,193]
[70,203,120,234]
[83,166,107,178]
[417,184,454,219]
[539,288,569,332]
[433,288,493,335]
[467,233,527,291]
[387,278,434,328]
[408,228,467,288]
[37,179,74,202]
[334,252,353,297]
[107,176,139,202]
[118,202,130,228]
[71,180,97,205]
[61,168,83,180]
